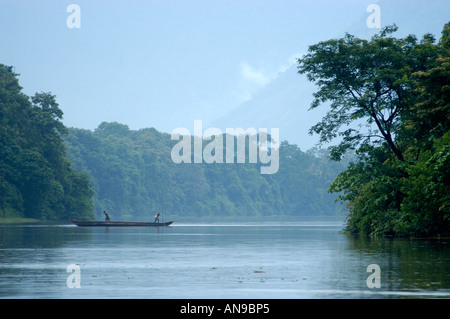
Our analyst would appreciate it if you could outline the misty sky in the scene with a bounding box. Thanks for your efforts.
[1,0,449,146]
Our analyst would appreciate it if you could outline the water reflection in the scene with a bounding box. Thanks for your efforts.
[0,225,89,248]
[0,223,449,298]
[345,234,450,291]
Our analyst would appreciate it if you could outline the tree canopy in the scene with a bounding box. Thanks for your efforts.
[298,23,450,237]
[64,123,348,220]
[0,65,94,220]
[0,63,348,222]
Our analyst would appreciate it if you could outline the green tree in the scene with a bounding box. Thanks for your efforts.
[399,126,450,237]
[298,25,438,162]
[403,24,450,152]
[65,123,346,220]
[298,23,450,237]
[0,64,94,221]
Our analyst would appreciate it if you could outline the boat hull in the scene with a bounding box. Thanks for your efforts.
[71,220,173,227]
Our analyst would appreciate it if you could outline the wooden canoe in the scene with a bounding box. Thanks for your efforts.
[71,219,173,227]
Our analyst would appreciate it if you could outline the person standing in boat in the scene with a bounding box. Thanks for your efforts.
[104,211,110,221]
[154,212,160,223]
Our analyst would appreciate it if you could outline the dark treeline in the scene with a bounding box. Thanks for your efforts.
[0,65,94,221]
[64,122,348,220]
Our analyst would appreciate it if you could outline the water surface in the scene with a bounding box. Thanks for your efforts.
[0,221,449,298]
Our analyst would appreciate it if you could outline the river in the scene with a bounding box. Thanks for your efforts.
[0,220,449,299]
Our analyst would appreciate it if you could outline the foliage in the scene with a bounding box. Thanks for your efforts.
[400,132,450,236]
[64,124,348,220]
[299,23,450,237]
[0,63,348,222]
[0,65,94,220]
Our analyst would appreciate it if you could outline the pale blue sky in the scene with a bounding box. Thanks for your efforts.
[1,0,449,142]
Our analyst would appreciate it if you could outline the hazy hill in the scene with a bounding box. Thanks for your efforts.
[64,122,348,220]
[210,67,323,151]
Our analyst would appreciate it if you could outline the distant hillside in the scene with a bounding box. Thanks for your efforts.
[64,122,348,220]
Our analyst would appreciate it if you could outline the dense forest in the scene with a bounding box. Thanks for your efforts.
[0,65,94,221]
[2,23,448,238]
[298,23,450,237]
[64,122,347,220]
[0,63,347,223]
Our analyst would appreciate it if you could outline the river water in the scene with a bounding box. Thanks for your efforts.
[0,220,449,299]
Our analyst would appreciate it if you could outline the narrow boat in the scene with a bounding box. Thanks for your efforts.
[70,219,173,227]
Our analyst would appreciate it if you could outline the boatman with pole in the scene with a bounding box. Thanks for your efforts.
[154,212,160,223]
[104,211,110,221]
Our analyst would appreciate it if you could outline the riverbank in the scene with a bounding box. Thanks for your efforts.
[0,217,41,224]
